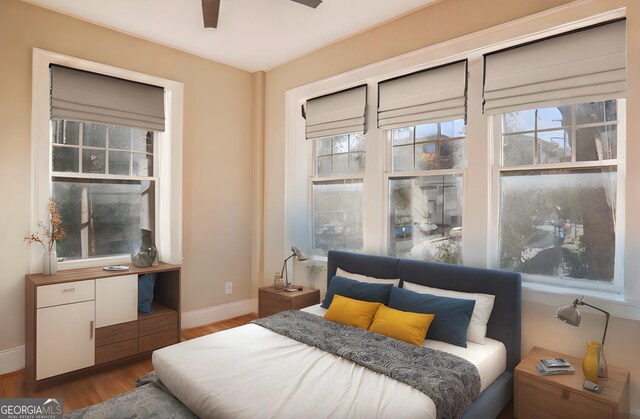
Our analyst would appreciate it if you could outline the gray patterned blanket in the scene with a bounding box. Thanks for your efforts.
[253,310,480,419]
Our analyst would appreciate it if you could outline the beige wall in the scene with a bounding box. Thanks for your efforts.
[262,0,640,414]
[0,0,254,352]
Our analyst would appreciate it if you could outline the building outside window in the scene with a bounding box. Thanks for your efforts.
[387,120,465,264]
[497,100,621,284]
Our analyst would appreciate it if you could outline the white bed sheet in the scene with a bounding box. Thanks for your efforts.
[153,304,506,419]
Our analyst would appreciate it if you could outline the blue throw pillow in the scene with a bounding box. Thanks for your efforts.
[321,276,393,309]
[388,286,475,348]
[138,273,156,313]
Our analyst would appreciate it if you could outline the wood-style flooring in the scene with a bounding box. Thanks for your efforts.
[0,313,257,412]
[0,311,514,417]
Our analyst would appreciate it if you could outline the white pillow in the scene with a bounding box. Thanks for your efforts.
[402,282,495,344]
[336,267,401,287]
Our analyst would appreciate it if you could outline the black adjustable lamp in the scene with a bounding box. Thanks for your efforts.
[280,246,309,292]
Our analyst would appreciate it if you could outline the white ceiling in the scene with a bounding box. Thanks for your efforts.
[23,0,436,72]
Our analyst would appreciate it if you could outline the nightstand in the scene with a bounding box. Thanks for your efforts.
[515,346,629,418]
[258,286,321,318]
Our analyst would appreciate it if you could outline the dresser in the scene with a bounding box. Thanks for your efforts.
[25,263,180,391]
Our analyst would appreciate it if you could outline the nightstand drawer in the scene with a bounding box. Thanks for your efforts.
[518,374,613,419]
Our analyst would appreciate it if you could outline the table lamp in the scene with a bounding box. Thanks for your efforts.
[280,246,309,292]
[556,296,609,379]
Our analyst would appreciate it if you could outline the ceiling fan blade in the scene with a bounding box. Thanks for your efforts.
[202,0,220,28]
[291,0,322,8]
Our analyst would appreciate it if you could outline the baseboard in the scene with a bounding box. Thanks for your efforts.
[181,298,258,329]
[0,345,25,375]
[632,408,640,419]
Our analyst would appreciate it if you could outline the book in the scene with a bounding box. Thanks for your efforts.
[536,362,575,376]
[541,358,572,368]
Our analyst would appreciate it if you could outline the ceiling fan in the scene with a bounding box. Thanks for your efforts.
[201,0,323,29]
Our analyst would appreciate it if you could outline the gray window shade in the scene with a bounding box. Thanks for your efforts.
[305,85,367,140]
[50,65,165,132]
[378,60,467,130]
[483,20,626,115]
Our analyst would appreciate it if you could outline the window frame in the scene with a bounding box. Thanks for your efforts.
[31,48,184,272]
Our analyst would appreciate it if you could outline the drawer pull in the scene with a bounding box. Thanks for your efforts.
[62,288,76,293]
[90,321,94,339]
[562,389,570,400]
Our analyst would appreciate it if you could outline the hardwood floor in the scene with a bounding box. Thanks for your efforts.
[0,313,257,413]
[1,311,515,418]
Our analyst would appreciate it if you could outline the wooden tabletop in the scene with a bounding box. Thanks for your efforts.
[26,262,181,286]
[259,286,319,297]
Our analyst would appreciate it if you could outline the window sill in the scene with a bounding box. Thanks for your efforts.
[522,281,640,321]
[58,255,131,271]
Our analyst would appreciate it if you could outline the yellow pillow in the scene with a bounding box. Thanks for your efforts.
[369,305,435,346]
[324,294,382,329]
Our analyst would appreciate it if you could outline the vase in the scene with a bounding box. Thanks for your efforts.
[131,246,159,268]
[50,248,58,275]
[42,248,57,276]
[582,340,602,382]
[273,272,284,290]
[598,346,608,379]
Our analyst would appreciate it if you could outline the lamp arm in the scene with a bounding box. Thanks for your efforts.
[578,301,611,346]
[280,253,295,278]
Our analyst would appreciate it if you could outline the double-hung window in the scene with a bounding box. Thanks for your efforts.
[45,63,168,263]
[484,20,626,287]
[304,85,367,257]
[379,61,468,263]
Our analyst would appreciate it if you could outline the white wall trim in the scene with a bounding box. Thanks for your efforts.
[0,345,25,375]
[181,299,258,329]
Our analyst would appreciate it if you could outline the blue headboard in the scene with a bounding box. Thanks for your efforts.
[327,250,522,372]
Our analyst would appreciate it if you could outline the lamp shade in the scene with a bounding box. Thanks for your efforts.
[555,300,581,327]
[292,246,309,262]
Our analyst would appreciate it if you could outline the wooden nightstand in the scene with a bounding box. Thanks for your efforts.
[515,346,629,418]
[258,286,321,318]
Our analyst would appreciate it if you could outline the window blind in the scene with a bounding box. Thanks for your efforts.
[483,20,626,115]
[377,60,467,130]
[50,65,165,132]
[304,85,367,140]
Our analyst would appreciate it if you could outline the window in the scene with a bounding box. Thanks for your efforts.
[32,49,183,271]
[497,101,621,284]
[311,133,364,256]
[387,120,465,263]
[51,120,157,260]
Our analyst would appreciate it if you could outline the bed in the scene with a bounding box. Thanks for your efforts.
[152,250,522,419]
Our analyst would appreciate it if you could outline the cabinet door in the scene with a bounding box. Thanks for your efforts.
[36,300,95,380]
[96,274,138,328]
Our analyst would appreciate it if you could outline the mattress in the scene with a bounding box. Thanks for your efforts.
[153,305,506,419]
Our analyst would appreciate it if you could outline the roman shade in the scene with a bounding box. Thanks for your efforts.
[483,19,626,115]
[377,60,467,130]
[50,65,165,132]
[304,85,367,139]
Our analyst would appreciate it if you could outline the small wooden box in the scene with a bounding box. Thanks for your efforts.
[258,286,320,318]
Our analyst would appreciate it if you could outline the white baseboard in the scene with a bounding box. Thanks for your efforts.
[631,408,640,419]
[181,298,258,329]
[0,345,25,375]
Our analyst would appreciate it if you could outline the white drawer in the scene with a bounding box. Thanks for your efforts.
[37,280,95,308]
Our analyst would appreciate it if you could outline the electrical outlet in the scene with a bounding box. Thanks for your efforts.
[224,281,232,295]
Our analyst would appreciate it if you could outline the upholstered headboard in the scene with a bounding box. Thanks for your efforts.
[327,250,522,372]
